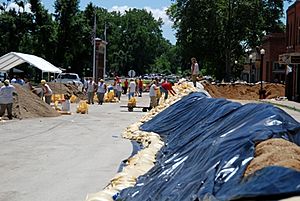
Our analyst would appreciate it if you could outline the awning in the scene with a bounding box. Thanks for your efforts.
[0,52,62,73]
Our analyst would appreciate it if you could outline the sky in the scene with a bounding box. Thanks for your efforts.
[2,0,297,45]
[41,0,176,44]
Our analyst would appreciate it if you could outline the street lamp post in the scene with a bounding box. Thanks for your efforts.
[249,54,253,83]
[233,60,238,80]
[259,48,265,99]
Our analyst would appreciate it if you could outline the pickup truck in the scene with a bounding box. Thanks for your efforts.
[53,73,83,87]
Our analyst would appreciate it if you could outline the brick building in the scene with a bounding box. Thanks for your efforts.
[261,33,286,83]
[282,0,300,101]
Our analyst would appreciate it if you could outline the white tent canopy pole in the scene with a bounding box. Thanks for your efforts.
[0,52,62,73]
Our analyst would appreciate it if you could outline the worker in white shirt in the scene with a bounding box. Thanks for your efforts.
[41,79,53,105]
[0,80,18,120]
[149,80,158,109]
[128,78,136,100]
[191,57,199,87]
[97,79,107,105]
[87,77,96,104]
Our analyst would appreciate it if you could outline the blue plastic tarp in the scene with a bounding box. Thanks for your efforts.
[118,92,300,201]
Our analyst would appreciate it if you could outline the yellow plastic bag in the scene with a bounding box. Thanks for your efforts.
[156,88,161,98]
[51,94,65,102]
[128,97,137,107]
[105,91,115,102]
[76,101,89,114]
[70,95,77,103]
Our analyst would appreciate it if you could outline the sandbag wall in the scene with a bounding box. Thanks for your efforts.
[118,92,300,201]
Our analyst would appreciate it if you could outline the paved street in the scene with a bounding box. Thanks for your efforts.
[0,93,150,201]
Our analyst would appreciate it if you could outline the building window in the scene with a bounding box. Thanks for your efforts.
[273,62,285,70]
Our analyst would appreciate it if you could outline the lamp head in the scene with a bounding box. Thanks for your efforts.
[260,48,265,55]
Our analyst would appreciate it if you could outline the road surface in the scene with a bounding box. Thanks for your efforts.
[0,93,150,201]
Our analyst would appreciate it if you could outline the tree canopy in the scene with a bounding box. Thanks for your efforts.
[168,0,292,80]
[0,0,181,78]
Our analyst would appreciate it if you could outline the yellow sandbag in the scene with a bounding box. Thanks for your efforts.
[70,95,77,103]
[156,88,161,98]
[51,94,65,102]
[128,97,136,107]
[54,101,61,111]
[76,101,89,114]
[105,91,115,102]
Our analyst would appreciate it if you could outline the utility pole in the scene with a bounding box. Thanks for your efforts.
[92,12,96,81]
[104,22,107,80]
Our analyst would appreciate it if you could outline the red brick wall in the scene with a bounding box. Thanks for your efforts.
[262,33,286,81]
[287,1,300,52]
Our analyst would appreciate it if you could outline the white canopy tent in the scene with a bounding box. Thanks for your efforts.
[0,52,62,73]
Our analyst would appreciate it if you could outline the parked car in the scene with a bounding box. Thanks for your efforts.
[53,73,83,87]
[0,72,7,82]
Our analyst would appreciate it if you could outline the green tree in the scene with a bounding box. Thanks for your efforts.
[29,0,57,60]
[54,0,87,73]
[168,0,292,80]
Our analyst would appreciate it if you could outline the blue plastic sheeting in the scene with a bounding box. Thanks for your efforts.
[118,92,300,201]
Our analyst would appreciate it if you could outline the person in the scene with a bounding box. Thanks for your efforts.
[97,79,106,105]
[113,78,118,97]
[191,57,199,87]
[135,79,139,97]
[15,77,24,85]
[160,81,176,100]
[41,79,52,105]
[87,78,96,104]
[24,78,43,98]
[123,79,128,94]
[149,80,158,109]
[128,78,136,100]
[116,81,122,101]
[83,77,88,93]
[0,79,18,120]
[107,84,114,93]
[138,78,143,97]
[11,76,16,83]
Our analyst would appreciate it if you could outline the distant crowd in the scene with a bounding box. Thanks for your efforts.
[80,76,177,109]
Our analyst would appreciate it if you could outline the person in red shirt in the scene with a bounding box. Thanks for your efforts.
[138,78,143,97]
[160,81,176,100]
[123,79,128,94]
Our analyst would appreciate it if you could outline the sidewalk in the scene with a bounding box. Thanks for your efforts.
[260,99,300,122]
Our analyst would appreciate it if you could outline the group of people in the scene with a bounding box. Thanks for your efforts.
[81,75,177,109]
[83,77,108,105]
[82,77,145,105]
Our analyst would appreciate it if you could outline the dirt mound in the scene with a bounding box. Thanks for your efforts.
[47,83,86,100]
[244,138,300,177]
[203,82,285,100]
[9,84,60,119]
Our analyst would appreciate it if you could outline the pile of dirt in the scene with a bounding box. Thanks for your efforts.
[47,83,86,100]
[0,82,87,120]
[10,84,60,119]
[202,82,285,100]
[244,138,300,177]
